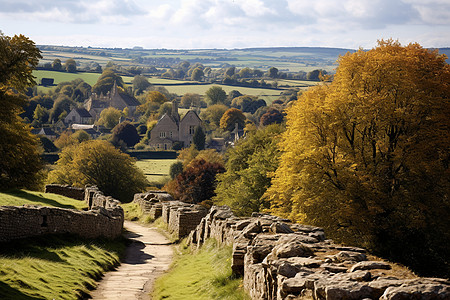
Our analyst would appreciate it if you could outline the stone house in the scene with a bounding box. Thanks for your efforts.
[84,81,141,120]
[149,101,202,150]
[64,108,93,125]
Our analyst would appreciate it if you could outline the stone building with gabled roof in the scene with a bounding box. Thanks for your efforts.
[65,108,93,125]
[149,101,203,150]
[84,81,141,120]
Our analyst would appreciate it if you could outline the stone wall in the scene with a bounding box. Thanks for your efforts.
[44,184,85,200]
[184,206,450,300]
[133,191,174,219]
[0,186,124,243]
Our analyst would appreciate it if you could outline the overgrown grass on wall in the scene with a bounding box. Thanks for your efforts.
[0,234,126,300]
[153,239,250,300]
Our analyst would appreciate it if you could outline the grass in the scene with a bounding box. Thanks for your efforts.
[153,239,250,300]
[0,234,126,300]
[0,190,87,210]
[135,158,178,183]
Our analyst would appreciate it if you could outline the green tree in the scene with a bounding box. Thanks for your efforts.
[111,121,140,148]
[49,96,74,122]
[205,86,227,105]
[268,67,278,78]
[214,124,284,215]
[92,69,125,95]
[180,93,201,108]
[0,33,43,190]
[169,161,183,179]
[191,68,204,81]
[48,140,148,202]
[64,58,77,73]
[265,40,450,277]
[132,75,151,96]
[219,108,246,132]
[97,107,122,129]
[192,126,206,150]
[33,104,49,125]
[52,59,62,71]
[200,104,228,131]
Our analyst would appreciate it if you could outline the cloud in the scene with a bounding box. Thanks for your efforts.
[0,0,145,24]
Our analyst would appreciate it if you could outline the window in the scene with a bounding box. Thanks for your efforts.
[170,131,173,138]
[189,125,195,135]
[159,131,166,138]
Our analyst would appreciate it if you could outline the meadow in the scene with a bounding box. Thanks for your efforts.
[135,158,179,184]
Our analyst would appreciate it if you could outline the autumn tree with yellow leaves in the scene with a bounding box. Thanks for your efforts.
[264,40,450,277]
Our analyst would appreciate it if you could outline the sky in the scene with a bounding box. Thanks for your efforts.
[0,0,449,50]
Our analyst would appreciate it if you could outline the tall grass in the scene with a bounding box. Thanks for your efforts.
[0,234,126,300]
[153,239,249,300]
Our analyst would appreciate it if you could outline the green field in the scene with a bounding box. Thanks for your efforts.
[33,70,135,93]
[0,190,87,210]
[135,158,179,183]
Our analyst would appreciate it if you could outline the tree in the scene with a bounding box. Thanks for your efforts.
[264,40,450,277]
[260,108,284,126]
[214,124,284,215]
[132,75,151,96]
[268,67,278,78]
[48,140,148,202]
[231,95,266,114]
[200,104,228,131]
[169,161,183,179]
[306,69,326,81]
[192,126,206,150]
[205,86,227,105]
[64,58,77,73]
[168,159,225,204]
[97,107,122,129]
[52,59,62,71]
[112,121,140,148]
[191,68,204,81]
[219,108,246,132]
[180,93,201,108]
[33,104,49,125]
[0,33,43,190]
[92,69,125,95]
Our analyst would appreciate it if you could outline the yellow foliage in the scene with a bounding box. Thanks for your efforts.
[265,40,450,257]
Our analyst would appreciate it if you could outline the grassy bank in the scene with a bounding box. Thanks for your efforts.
[0,235,126,299]
[153,239,249,300]
[0,190,87,210]
[0,190,126,299]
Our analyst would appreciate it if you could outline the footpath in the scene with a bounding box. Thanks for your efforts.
[90,220,173,300]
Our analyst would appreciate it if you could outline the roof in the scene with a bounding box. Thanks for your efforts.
[39,127,56,136]
[119,93,141,107]
[74,108,92,118]
[180,109,202,123]
[72,124,95,130]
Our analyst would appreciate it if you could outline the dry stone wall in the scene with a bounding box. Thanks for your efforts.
[44,184,85,200]
[0,186,123,243]
[133,191,208,240]
[173,205,449,300]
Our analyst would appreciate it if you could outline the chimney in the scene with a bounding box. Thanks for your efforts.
[172,100,180,123]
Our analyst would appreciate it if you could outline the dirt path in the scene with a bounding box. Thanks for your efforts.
[89,220,173,300]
